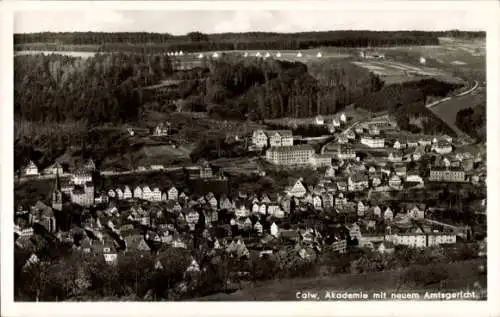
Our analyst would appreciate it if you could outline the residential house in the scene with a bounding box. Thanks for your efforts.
[383,208,394,222]
[368,125,380,136]
[83,159,96,172]
[266,204,279,217]
[208,196,218,210]
[407,205,425,219]
[357,201,366,217]
[73,170,92,185]
[388,151,403,162]
[252,203,259,214]
[124,235,151,253]
[311,154,332,168]
[346,130,356,140]
[427,233,457,246]
[219,196,233,210]
[266,130,294,147]
[235,202,250,218]
[337,135,349,144]
[154,122,170,136]
[312,195,322,210]
[340,113,347,123]
[252,129,268,149]
[123,186,133,200]
[394,165,407,178]
[348,223,361,240]
[151,187,162,201]
[141,186,152,201]
[406,173,424,185]
[115,188,124,200]
[337,146,356,160]
[433,140,453,155]
[387,233,426,248]
[388,174,402,189]
[43,162,64,175]
[393,140,403,150]
[258,204,267,215]
[270,222,280,238]
[373,206,382,218]
[107,189,116,199]
[285,178,307,198]
[348,173,369,192]
[324,166,336,178]
[199,161,213,179]
[133,187,143,200]
[254,221,263,234]
[315,115,325,125]
[23,160,39,176]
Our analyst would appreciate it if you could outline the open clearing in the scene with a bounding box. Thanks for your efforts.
[197,259,486,301]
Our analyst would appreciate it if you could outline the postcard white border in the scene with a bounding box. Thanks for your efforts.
[1,1,499,317]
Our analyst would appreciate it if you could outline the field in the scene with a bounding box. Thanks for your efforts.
[210,157,263,175]
[351,60,462,85]
[197,259,486,301]
[428,87,486,141]
[264,106,373,127]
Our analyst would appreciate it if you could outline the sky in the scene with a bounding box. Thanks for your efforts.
[14,9,484,34]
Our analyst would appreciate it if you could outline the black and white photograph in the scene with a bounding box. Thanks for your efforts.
[1,1,499,316]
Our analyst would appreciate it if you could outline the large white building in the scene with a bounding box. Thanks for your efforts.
[360,136,385,148]
[265,145,315,166]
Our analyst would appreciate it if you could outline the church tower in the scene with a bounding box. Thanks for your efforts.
[52,170,63,212]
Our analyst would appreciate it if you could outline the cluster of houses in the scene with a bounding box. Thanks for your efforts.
[16,160,471,273]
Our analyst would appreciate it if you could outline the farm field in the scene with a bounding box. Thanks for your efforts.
[197,259,486,301]
[351,59,462,85]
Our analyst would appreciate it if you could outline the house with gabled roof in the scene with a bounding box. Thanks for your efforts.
[123,186,133,200]
[115,188,124,200]
[285,178,307,198]
[383,207,394,222]
[43,161,64,175]
[388,174,402,190]
[167,186,178,201]
[23,160,39,176]
[348,173,369,192]
[124,235,151,253]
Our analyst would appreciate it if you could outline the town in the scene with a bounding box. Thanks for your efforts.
[13,29,487,301]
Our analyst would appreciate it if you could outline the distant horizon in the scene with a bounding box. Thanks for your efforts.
[14,10,485,35]
[13,29,486,36]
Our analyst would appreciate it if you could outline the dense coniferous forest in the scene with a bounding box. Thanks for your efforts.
[455,105,486,142]
[14,53,173,124]
[14,31,485,51]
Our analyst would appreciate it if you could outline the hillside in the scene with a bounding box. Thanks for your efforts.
[197,259,486,301]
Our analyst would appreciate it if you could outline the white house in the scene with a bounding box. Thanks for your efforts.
[340,113,347,123]
[133,187,143,200]
[121,186,131,200]
[285,179,307,198]
[383,208,394,222]
[297,52,303,58]
[23,160,39,176]
[316,52,322,58]
[270,222,280,237]
[315,115,325,125]
[252,129,268,149]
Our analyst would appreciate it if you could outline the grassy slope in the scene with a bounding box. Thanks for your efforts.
[197,259,485,301]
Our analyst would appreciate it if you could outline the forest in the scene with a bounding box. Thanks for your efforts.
[455,105,486,142]
[14,30,452,53]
